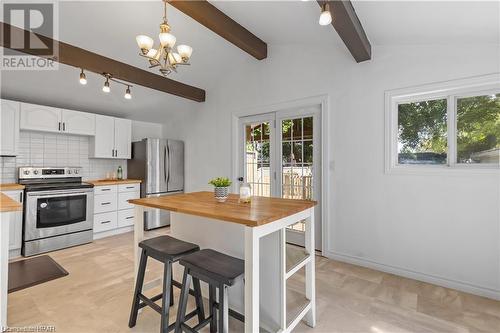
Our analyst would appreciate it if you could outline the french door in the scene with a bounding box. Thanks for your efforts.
[238,105,322,250]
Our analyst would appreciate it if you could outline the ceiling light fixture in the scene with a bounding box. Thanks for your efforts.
[102,75,111,93]
[79,69,87,85]
[125,86,132,99]
[136,0,192,77]
[319,3,332,26]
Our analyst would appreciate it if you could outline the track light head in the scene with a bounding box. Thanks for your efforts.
[124,86,132,99]
[102,78,110,93]
[79,69,87,85]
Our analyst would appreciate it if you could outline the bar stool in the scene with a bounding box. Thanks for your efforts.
[175,249,245,333]
[129,235,206,333]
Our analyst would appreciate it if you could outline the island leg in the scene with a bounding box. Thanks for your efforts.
[244,226,259,333]
[304,208,316,327]
[134,205,145,279]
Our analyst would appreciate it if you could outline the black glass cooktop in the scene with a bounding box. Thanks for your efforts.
[23,182,94,192]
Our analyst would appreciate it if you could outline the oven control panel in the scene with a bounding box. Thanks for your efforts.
[19,167,82,179]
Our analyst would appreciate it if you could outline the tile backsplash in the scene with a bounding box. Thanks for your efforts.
[0,131,127,183]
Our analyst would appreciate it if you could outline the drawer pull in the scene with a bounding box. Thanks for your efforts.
[125,216,134,219]
[101,220,111,224]
[101,202,111,205]
[126,186,135,189]
[101,189,111,191]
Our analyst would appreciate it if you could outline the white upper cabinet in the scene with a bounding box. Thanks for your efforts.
[90,115,131,159]
[114,118,132,159]
[92,115,115,158]
[61,109,95,136]
[20,102,61,133]
[0,100,20,156]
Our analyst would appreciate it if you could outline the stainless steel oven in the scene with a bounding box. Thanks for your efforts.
[20,167,94,256]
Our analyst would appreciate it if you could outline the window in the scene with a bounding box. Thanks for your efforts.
[386,74,500,172]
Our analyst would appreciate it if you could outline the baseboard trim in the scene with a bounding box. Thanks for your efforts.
[324,250,500,301]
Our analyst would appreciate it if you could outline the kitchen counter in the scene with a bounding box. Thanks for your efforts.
[130,191,317,332]
[128,191,316,227]
[0,183,25,191]
[0,193,22,212]
[86,179,142,186]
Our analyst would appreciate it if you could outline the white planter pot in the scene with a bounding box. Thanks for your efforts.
[214,186,229,202]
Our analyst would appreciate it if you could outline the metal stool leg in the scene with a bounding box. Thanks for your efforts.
[219,284,228,333]
[160,260,173,333]
[192,277,205,323]
[209,285,217,333]
[129,249,148,328]
[174,268,191,333]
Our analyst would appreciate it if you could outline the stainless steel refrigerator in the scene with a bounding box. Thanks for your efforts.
[127,138,184,230]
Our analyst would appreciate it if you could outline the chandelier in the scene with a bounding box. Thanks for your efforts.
[135,0,193,76]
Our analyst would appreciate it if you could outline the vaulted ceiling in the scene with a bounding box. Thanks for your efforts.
[1,1,498,123]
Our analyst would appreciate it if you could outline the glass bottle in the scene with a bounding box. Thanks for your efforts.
[117,166,123,180]
[239,182,251,203]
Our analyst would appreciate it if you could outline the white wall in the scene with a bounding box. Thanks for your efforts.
[132,120,163,142]
[167,43,500,299]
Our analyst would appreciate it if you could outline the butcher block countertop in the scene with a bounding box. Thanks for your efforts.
[0,193,22,212]
[0,183,25,191]
[129,191,316,227]
[86,179,142,186]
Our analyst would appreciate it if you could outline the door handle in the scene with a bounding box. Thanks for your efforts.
[63,122,66,131]
[164,146,167,182]
[58,122,61,131]
[166,145,170,183]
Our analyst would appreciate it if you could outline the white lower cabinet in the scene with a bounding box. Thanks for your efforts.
[2,190,23,258]
[93,183,140,239]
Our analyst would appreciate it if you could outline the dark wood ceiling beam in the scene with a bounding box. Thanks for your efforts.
[317,1,371,62]
[1,22,206,102]
[168,0,267,60]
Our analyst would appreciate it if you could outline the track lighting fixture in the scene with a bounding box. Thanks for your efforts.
[102,76,111,93]
[319,3,332,26]
[79,69,87,85]
[124,86,132,99]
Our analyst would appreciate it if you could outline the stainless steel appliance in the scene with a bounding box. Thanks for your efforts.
[19,167,94,256]
[127,138,184,230]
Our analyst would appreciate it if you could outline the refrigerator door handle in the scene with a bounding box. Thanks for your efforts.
[164,145,167,183]
[167,144,170,183]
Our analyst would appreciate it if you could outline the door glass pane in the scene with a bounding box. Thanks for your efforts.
[457,93,500,164]
[281,116,314,232]
[245,122,271,197]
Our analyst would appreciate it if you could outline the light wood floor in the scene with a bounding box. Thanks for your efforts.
[7,229,500,333]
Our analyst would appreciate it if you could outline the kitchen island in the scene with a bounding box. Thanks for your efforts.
[0,193,22,328]
[129,191,316,333]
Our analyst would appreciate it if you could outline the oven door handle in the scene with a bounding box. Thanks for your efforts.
[28,191,92,198]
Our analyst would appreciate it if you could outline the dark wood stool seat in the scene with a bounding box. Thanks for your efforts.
[139,235,200,262]
[175,249,244,333]
[129,236,205,333]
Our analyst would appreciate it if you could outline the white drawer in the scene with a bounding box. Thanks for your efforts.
[94,211,117,233]
[118,191,140,210]
[94,193,117,213]
[118,183,140,193]
[94,185,117,195]
[118,209,135,228]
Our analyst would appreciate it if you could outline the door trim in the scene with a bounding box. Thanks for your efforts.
[231,94,331,254]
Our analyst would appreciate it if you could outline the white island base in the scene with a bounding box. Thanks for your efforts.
[131,192,316,333]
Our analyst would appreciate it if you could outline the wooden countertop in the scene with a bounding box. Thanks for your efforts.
[0,193,22,212]
[86,179,142,186]
[0,183,25,191]
[129,191,316,227]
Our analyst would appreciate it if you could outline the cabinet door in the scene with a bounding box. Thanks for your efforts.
[0,100,20,156]
[114,118,132,159]
[3,190,23,251]
[91,114,115,158]
[20,102,61,133]
[61,109,95,135]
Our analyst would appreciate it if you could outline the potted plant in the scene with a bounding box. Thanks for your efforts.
[209,177,232,202]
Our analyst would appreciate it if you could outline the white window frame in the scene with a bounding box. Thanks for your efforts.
[385,73,500,174]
